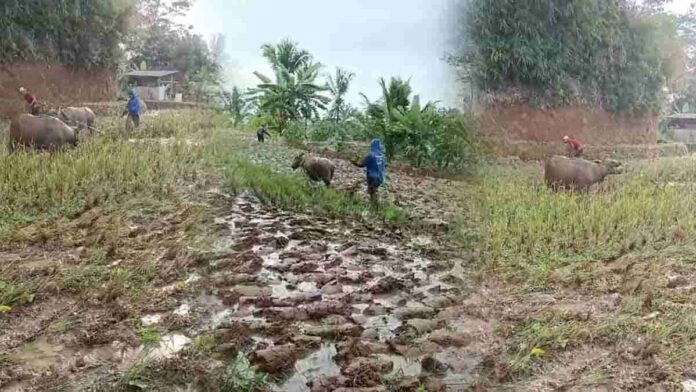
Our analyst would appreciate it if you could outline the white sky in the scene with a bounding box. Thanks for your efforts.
[667,0,696,13]
[184,0,696,109]
[185,0,462,108]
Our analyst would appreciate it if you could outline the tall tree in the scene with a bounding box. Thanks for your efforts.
[261,38,313,73]
[209,33,227,65]
[327,68,355,125]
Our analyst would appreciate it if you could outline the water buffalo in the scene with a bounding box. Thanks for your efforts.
[544,155,622,192]
[58,106,96,135]
[8,114,77,152]
[291,153,335,186]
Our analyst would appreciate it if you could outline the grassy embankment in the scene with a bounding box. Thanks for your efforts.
[461,159,696,382]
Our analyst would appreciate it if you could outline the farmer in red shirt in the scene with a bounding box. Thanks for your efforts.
[19,87,39,115]
[562,135,584,158]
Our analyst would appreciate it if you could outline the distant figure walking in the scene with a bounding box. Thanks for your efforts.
[19,87,39,115]
[351,138,386,207]
[563,135,584,158]
[122,88,141,132]
[257,126,270,143]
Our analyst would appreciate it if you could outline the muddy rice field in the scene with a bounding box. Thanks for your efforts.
[3,114,696,391]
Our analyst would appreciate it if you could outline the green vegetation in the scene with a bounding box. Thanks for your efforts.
[468,159,696,285]
[138,326,161,345]
[218,353,269,392]
[223,87,252,127]
[0,1,225,100]
[453,0,682,113]
[124,0,224,101]
[0,280,35,308]
[327,67,356,127]
[249,39,330,132]
[0,0,133,68]
[210,131,408,223]
[245,39,480,173]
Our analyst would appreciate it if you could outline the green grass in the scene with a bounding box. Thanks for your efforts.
[139,326,161,345]
[466,159,696,285]
[0,279,35,308]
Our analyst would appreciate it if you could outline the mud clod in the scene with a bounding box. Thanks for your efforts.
[427,329,471,348]
[369,276,405,294]
[304,324,363,339]
[250,343,302,373]
[343,356,394,386]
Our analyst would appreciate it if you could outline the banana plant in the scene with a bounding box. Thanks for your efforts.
[248,62,330,132]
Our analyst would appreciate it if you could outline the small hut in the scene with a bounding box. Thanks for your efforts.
[665,113,696,148]
[124,70,179,101]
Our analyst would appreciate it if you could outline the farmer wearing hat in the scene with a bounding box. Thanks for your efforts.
[563,135,584,158]
[19,87,39,115]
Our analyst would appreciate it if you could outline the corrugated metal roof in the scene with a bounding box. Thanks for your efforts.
[124,70,178,78]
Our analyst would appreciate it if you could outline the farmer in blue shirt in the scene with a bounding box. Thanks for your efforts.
[351,138,386,206]
[122,88,141,131]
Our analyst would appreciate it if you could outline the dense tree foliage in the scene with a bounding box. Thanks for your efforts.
[0,0,134,69]
[123,0,223,99]
[0,0,223,100]
[125,1,218,75]
[453,0,684,114]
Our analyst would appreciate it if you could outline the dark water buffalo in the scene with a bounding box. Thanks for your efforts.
[8,114,77,152]
[58,106,96,134]
[544,155,622,192]
[291,153,335,186]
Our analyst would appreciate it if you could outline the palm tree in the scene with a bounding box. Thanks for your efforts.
[249,62,330,132]
[327,67,355,126]
[261,38,312,73]
[379,77,412,116]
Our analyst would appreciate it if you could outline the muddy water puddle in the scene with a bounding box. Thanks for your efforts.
[277,343,341,392]
[11,337,67,371]
[10,337,141,375]
[378,354,423,377]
